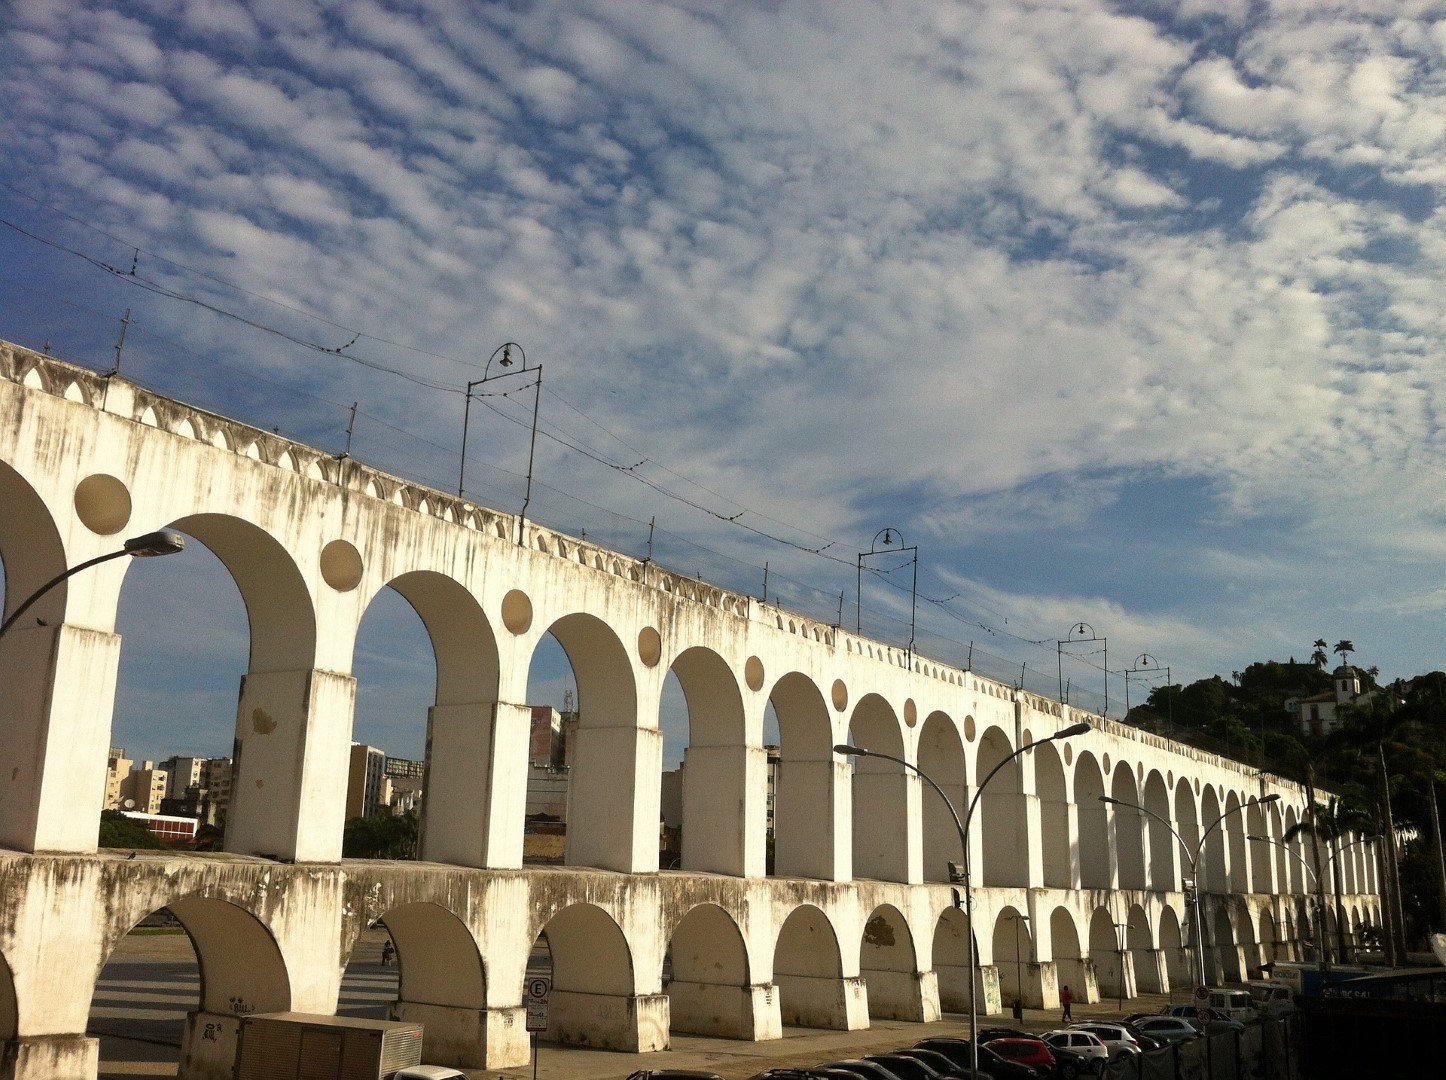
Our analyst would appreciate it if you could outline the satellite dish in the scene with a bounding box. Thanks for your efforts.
[123,799,136,810]
[1431,933,1446,967]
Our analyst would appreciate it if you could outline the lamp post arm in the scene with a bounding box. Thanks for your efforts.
[1101,795,1192,870]
[0,548,129,638]
[1248,834,1318,888]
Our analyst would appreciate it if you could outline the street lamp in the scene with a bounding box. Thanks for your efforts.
[457,342,542,545]
[1099,792,1279,1001]
[1246,832,1379,973]
[0,530,186,639]
[836,718,1090,1075]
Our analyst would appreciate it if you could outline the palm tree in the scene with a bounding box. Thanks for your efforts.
[1284,795,1375,963]
[1334,640,1355,666]
[1311,639,1329,669]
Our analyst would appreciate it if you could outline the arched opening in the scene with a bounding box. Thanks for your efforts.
[991,907,1033,1011]
[1110,764,1145,890]
[847,694,908,882]
[539,614,640,872]
[1075,753,1109,889]
[1048,907,1086,1005]
[667,903,751,1037]
[354,572,498,868]
[978,726,1027,887]
[1087,908,1125,1004]
[1200,788,1226,893]
[934,907,976,1013]
[1159,907,1189,992]
[1212,907,1242,983]
[90,896,290,1079]
[769,673,838,881]
[1034,741,1070,888]
[533,903,645,1050]
[1224,793,1247,892]
[1174,779,1201,888]
[859,905,919,1020]
[1126,905,1159,992]
[774,905,851,1029]
[917,712,966,884]
[1142,771,1175,891]
[669,647,748,875]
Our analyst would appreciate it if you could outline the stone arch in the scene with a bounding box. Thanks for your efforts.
[160,514,318,860]
[1224,792,1248,892]
[769,672,839,880]
[774,905,851,1029]
[535,903,641,1049]
[1049,907,1087,1005]
[847,693,908,882]
[977,726,1027,887]
[991,907,1033,1012]
[363,571,500,867]
[1142,770,1175,891]
[1259,908,1279,967]
[1212,906,1242,983]
[933,907,976,1012]
[1034,741,1071,888]
[860,904,920,1020]
[1200,787,1225,891]
[1174,778,1201,884]
[366,901,485,1054]
[1075,752,1110,889]
[917,712,966,884]
[1125,904,1160,992]
[1087,907,1125,1003]
[668,646,748,875]
[666,903,752,1037]
[1110,764,1145,890]
[1159,906,1189,989]
[1246,799,1271,893]
[541,612,639,871]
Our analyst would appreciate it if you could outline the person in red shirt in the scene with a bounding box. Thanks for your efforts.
[1060,984,1073,1021]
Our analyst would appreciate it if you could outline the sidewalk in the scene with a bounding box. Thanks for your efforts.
[493,991,1185,1080]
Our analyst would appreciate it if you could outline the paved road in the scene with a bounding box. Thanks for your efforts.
[91,930,1185,1079]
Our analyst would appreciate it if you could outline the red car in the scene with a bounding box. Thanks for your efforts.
[984,1037,1057,1076]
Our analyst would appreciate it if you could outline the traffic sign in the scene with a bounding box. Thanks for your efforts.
[526,976,551,1033]
[1196,1007,1211,1027]
[1193,984,1209,1002]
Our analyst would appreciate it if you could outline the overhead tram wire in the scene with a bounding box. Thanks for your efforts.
[4,207,1119,680]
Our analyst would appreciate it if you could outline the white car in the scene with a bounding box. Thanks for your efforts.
[1132,1016,1200,1045]
[1067,1022,1142,1059]
[395,1067,468,1080]
[1042,1029,1109,1071]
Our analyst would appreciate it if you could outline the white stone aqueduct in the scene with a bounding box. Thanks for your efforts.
[0,343,1380,1079]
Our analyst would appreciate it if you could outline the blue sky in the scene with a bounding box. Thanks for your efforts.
[4,1,1446,766]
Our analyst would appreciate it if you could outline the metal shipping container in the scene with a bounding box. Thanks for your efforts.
[234,1012,424,1080]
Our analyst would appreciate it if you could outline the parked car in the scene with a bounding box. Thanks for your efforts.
[1162,1003,1247,1032]
[395,1069,468,1080]
[1129,1016,1200,1045]
[863,1054,955,1080]
[818,1061,907,1080]
[1066,1023,1140,1060]
[1040,1030,1108,1073]
[1117,1023,1162,1052]
[626,1073,726,1080]
[747,1071,866,1080]
[1206,988,1258,1022]
[983,1038,1055,1076]
[914,1037,1047,1079]
[886,1046,978,1079]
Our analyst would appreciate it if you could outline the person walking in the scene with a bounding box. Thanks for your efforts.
[1060,984,1073,1021]
[380,939,395,966]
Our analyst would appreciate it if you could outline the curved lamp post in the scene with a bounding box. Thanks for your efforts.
[1247,832,1379,973]
[0,530,186,640]
[836,719,1091,1075]
[1100,791,1279,996]
[457,342,542,544]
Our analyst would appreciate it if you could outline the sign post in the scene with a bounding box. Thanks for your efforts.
[526,976,551,1080]
[1194,982,1210,1028]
